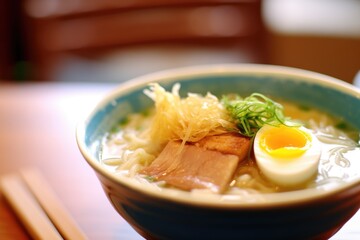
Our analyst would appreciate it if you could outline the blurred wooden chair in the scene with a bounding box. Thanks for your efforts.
[23,0,267,81]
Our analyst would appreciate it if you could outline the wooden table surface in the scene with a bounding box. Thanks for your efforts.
[0,82,358,239]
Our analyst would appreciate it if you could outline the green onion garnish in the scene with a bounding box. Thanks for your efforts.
[222,93,299,137]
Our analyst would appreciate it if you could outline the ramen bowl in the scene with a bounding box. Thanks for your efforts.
[76,64,360,240]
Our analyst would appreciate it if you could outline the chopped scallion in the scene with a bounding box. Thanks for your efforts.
[221,93,299,137]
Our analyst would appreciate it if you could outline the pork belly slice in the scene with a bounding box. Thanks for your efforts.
[141,134,250,193]
[195,132,251,160]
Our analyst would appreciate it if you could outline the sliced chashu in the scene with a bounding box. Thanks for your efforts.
[195,132,251,160]
[141,133,251,193]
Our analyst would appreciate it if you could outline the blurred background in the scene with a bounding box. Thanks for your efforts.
[1,0,359,83]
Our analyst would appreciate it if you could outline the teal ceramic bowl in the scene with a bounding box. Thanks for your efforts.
[77,64,360,240]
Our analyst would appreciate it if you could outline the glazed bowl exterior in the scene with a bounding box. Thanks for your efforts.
[77,64,360,240]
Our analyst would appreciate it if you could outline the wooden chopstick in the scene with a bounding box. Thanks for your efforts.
[20,168,88,240]
[0,168,87,240]
[0,172,63,239]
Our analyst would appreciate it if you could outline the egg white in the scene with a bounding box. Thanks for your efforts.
[254,125,322,187]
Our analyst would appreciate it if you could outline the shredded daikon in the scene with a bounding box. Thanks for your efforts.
[144,83,235,146]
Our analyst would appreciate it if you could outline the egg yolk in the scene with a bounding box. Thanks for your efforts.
[260,126,311,159]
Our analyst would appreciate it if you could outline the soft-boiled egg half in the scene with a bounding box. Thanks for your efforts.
[254,124,321,187]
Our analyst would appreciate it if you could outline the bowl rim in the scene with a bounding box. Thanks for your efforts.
[76,63,360,209]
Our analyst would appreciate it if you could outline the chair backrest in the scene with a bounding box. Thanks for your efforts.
[23,0,267,81]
